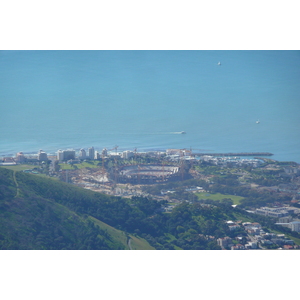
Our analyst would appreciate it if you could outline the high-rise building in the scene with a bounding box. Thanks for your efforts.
[79,149,86,160]
[38,149,48,161]
[57,150,64,161]
[102,148,108,156]
[63,150,76,161]
[16,152,26,163]
[95,151,101,160]
[57,149,76,161]
[88,147,95,160]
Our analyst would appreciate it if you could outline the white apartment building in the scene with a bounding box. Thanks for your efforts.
[38,150,48,161]
[79,149,86,160]
[88,147,95,159]
[290,221,300,232]
[95,151,101,159]
[122,150,134,159]
[57,150,64,161]
[57,149,75,161]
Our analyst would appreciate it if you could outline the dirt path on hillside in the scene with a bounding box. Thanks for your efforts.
[13,171,20,197]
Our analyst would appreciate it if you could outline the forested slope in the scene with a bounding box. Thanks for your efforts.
[0,168,152,250]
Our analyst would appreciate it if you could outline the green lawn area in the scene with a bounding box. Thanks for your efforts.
[76,161,100,169]
[196,192,244,205]
[59,163,76,170]
[286,235,300,246]
[59,161,100,170]
[0,164,37,171]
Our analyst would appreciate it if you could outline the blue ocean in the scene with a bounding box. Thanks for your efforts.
[1,50,299,162]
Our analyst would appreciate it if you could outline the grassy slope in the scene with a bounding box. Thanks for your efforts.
[129,236,155,250]
[0,168,153,250]
[59,161,100,170]
[89,216,154,250]
[0,186,126,250]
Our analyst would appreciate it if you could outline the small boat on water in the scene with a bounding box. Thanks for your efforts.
[180,131,186,134]
[256,119,260,124]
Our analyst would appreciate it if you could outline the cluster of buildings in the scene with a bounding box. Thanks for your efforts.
[253,206,300,232]
[56,147,162,162]
[56,147,159,162]
[283,166,300,176]
[201,155,262,167]
[217,221,299,250]
[165,149,194,161]
[2,148,271,168]
[57,147,98,161]
[1,146,134,165]
[0,150,49,165]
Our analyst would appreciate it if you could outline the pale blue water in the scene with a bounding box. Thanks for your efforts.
[1,50,299,162]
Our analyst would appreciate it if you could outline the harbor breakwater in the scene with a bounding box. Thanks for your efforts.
[193,152,273,157]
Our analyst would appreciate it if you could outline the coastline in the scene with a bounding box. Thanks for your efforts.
[1,146,299,164]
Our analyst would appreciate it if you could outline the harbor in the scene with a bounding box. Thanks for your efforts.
[192,152,273,157]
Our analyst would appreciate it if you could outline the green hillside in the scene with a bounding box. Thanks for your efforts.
[2,167,298,250]
[0,168,153,250]
[0,167,221,250]
[89,217,155,250]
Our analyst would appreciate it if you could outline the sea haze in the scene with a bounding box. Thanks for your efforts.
[0,50,299,162]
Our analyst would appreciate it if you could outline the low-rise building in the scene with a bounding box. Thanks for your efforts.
[185,186,204,192]
[249,242,258,249]
[255,207,290,218]
[261,239,273,246]
[231,244,245,250]
[247,228,261,235]
[228,225,240,231]
[217,237,232,249]
[122,150,134,159]
[271,238,285,246]
[278,216,293,223]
